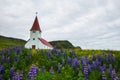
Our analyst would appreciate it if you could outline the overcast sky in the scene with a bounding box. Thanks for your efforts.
[0,0,120,50]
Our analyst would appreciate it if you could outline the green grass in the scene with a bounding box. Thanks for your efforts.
[0,35,26,49]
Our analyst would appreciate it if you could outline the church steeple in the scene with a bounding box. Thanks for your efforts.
[30,16,42,32]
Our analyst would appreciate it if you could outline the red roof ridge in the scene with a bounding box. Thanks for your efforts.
[38,38,53,48]
[30,16,42,31]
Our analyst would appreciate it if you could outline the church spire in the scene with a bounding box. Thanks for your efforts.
[30,14,41,32]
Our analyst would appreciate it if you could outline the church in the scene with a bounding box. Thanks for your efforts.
[25,16,53,49]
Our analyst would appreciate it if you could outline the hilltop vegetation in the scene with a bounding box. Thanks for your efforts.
[0,35,79,49]
[49,40,75,49]
[0,35,26,49]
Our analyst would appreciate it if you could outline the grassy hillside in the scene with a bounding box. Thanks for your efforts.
[0,35,80,49]
[0,35,26,49]
[49,40,75,49]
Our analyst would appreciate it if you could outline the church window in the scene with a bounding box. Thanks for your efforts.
[33,31,36,33]
[33,38,35,40]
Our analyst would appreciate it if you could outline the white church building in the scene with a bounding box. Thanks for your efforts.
[25,16,53,49]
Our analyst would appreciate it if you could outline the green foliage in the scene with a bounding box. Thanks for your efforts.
[0,35,26,49]
[49,40,75,49]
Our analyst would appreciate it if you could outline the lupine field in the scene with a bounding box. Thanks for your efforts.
[0,46,120,80]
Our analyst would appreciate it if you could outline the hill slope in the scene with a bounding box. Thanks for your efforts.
[49,40,74,49]
[0,35,26,49]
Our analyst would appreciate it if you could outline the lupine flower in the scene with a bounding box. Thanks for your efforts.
[91,61,97,70]
[108,53,116,62]
[111,69,118,80]
[68,56,72,65]
[108,64,112,76]
[58,63,61,73]
[92,54,96,61]
[62,59,65,66]
[88,64,91,74]
[97,54,102,62]
[95,59,101,66]
[72,58,79,68]
[81,56,89,65]
[0,64,4,74]
[50,66,54,74]
[14,71,23,80]
[52,46,57,53]
[41,66,45,73]
[10,66,15,78]
[100,64,106,72]
[83,64,88,80]
[102,71,107,80]
[28,64,38,80]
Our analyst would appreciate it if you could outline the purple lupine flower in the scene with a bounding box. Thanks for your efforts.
[0,64,4,74]
[108,64,112,76]
[111,69,118,80]
[14,71,23,80]
[100,64,106,72]
[28,64,38,79]
[50,66,54,74]
[58,63,61,73]
[108,53,116,62]
[95,59,101,66]
[68,56,72,65]
[72,58,79,68]
[81,56,89,65]
[62,59,65,66]
[83,64,88,80]
[52,46,57,53]
[102,71,107,80]
[10,66,15,78]
[41,66,45,73]
[81,56,86,65]
[97,54,102,62]
[92,54,96,61]
[111,56,116,63]
[88,64,91,74]
[91,61,97,70]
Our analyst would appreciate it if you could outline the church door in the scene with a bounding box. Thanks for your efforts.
[32,45,36,49]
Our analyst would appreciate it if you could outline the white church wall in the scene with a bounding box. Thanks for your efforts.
[25,37,53,49]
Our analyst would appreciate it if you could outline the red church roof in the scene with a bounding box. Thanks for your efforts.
[38,38,53,48]
[30,16,41,31]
